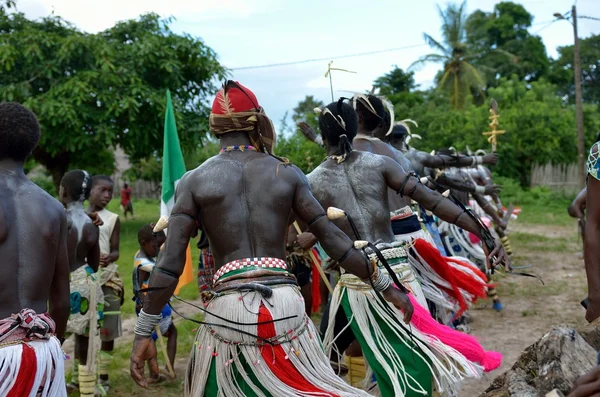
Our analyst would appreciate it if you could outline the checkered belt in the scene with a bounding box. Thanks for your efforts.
[213,257,288,283]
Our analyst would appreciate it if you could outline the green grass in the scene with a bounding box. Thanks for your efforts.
[102,315,202,396]
[515,201,573,227]
[102,199,199,319]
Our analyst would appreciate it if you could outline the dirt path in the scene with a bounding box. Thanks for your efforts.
[459,221,587,396]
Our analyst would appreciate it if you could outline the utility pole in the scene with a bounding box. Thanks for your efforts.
[572,5,586,189]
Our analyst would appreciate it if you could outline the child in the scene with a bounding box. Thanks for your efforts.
[87,175,125,391]
[60,170,103,396]
[133,224,178,376]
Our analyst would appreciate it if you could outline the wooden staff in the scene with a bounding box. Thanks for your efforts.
[292,221,333,293]
[155,325,176,379]
[482,98,505,153]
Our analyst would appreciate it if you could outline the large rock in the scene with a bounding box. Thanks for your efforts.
[480,327,596,397]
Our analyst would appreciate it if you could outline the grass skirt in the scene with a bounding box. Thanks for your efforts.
[323,262,482,397]
[186,282,371,397]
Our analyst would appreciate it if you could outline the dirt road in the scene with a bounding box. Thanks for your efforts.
[460,221,587,396]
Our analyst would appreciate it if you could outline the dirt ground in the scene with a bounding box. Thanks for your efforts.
[459,220,587,396]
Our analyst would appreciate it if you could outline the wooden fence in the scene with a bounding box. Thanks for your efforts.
[530,163,580,194]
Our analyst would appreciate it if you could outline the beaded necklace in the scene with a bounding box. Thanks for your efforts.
[220,145,258,154]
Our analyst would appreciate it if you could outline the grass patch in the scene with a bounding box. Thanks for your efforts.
[510,232,571,252]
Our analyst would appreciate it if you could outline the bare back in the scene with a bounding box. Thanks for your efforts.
[66,204,99,272]
[353,136,412,210]
[188,152,306,269]
[307,151,395,244]
[0,172,67,318]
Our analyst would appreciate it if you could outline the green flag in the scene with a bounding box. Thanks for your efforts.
[161,89,187,214]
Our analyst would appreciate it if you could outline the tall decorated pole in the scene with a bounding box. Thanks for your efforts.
[482,99,505,153]
[161,89,194,295]
[324,60,356,102]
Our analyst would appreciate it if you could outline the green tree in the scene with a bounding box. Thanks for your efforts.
[374,66,418,95]
[411,1,487,109]
[0,10,225,190]
[402,77,600,186]
[549,34,600,104]
[277,100,326,174]
[466,2,549,86]
[373,66,426,119]
[291,95,324,133]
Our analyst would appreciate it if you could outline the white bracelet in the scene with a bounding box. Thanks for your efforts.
[363,267,392,292]
[314,135,324,146]
[475,185,486,194]
[476,156,483,165]
[134,309,162,337]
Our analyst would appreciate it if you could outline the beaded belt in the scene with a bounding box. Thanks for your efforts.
[213,257,288,283]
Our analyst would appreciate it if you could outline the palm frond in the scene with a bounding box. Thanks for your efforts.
[423,33,450,56]
[461,62,486,89]
[408,54,447,71]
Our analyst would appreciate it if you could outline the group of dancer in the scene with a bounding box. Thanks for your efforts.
[0,81,515,396]
[126,81,515,396]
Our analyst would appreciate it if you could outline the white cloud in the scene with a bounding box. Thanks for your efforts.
[15,0,274,32]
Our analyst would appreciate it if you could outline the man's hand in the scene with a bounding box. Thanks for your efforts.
[381,286,413,323]
[99,254,110,267]
[130,335,159,388]
[482,153,499,166]
[568,365,600,397]
[586,297,600,323]
[297,122,318,142]
[297,232,318,251]
[86,211,104,227]
[482,239,511,272]
[484,184,502,196]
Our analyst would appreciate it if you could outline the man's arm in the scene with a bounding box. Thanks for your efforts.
[384,158,482,237]
[473,193,507,230]
[106,218,121,263]
[585,176,600,323]
[418,151,498,169]
[568,187,587,219]
[142,174,198,315]
[50,209,71,340]
[86,226,101,272]
[291,170,371,279]
[382,156,507,268]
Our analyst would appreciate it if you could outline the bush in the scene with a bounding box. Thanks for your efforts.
[30,174,57,197]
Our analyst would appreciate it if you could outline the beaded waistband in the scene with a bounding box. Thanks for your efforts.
[213,257,289,284]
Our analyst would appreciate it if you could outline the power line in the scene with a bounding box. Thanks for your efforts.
[579,15,600,22]
[534,19,559,34]
[229,44,428,71]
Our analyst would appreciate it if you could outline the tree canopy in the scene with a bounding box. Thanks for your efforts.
[0,9,225,189]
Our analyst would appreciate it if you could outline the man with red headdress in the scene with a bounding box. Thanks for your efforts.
[129,81,413,396]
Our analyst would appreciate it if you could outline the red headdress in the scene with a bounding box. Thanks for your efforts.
[209,81,286,163]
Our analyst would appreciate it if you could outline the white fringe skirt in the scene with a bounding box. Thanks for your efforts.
[185,282,371,397]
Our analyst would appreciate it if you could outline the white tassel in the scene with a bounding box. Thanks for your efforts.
[153,216,169,233]
[326,207,346,220]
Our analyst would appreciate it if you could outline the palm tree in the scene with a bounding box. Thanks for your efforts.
[410,1,486,109]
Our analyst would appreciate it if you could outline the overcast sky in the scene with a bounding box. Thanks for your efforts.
[14,0,600,131]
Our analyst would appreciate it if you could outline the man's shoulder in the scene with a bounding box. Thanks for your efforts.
[27,182,64,215]
[353,150,387,167]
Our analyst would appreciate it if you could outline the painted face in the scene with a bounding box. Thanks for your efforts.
[90,180,113,208]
